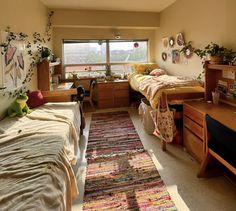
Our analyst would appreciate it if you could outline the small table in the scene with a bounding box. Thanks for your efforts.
[41,82,77,102]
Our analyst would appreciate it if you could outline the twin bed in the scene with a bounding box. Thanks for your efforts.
[0,102,82,210]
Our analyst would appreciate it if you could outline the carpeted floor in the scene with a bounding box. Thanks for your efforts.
[83,111,177,210]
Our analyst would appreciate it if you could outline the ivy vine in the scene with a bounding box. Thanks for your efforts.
[0,11,54,98]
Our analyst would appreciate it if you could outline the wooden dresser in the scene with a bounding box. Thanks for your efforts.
[183,102,205,162]
[97,80,129,108]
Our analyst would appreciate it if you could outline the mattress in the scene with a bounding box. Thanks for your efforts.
[129,73,205,108]
[0,102,81,211]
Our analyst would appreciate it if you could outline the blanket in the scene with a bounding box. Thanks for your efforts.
[0,102,81,211]
[139,74,201,101]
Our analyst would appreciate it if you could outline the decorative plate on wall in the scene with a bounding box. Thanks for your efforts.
[162,37,169,48]
[169,37,175,47]
[176,33,185,46]
[162,52,167,61]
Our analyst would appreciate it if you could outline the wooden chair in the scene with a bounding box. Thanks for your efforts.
[198,114,236,177]
[84,79,96,109]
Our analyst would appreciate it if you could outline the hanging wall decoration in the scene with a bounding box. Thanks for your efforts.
[176,33,185,47]
[162,37,169,48]
[162,52,167,61]
[172,49,180,64]
[169,37,175,48]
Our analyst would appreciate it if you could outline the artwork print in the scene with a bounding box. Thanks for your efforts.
[1,31,26,90]
[172,49,180,64]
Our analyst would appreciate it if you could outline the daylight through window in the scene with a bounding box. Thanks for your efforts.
[63,39,148,77]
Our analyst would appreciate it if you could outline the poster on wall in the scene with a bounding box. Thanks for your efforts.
[1,31,26,91]
[172,49,180,64]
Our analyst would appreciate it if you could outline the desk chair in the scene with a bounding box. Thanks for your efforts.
[76,85,85,134]
[84,79,96,109]
[198,114,236,177]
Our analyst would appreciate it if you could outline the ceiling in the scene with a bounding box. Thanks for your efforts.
[41,0,176,12]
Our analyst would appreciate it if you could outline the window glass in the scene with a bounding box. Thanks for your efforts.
[64,41,106,64]
[110,41,148,63]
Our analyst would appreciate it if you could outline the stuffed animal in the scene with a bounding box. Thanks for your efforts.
[8,94,31,117]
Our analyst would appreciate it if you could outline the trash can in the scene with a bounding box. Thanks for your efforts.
[138,98,155,134]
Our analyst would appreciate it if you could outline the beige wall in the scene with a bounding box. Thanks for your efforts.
[156,0,236,78]
[52,9,158,77]
[0,0,49,119]
[52,9,160,28]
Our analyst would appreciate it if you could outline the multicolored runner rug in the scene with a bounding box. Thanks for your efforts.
[83,111,177,211]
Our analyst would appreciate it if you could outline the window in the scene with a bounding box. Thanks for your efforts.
[63,39,148,78]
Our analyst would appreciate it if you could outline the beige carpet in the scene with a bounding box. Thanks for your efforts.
[73,107,236,211]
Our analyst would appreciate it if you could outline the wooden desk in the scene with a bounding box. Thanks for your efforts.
[183,100,236,162]
[41,82,77,102]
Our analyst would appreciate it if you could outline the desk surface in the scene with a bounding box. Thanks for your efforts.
[185,100,236,132]
[41,82,77,97]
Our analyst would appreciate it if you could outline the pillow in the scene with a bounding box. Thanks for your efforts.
[149,68,166,77]
[27,90,45,109]
[133,63,158,74]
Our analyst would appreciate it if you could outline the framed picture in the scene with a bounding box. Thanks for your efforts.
[172,49,180,64]
[1,31,26,91]
[162,37,169,48]
[176,33,185,46]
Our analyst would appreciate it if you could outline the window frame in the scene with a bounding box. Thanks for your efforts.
[62,39,149,77]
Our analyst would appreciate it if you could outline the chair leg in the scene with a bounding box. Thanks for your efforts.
[197,153,211,178]
[161,140,167,151]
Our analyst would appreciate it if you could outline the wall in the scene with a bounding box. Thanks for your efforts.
[52,9,159,77]
[156,0,236,78]
[0,0,49,119]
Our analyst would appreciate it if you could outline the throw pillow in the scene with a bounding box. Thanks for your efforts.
[27,90,45,109]
[133,63,158,74]
[149,68,166,77]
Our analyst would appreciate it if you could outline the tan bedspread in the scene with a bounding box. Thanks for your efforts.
[139,74,200,100]
[0,102,81,211]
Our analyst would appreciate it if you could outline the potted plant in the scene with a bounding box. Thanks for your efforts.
[194,42,227,64]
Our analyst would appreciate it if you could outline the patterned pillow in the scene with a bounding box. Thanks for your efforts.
[149,68,166,77]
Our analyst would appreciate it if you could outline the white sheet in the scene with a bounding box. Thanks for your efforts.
[0,102,81,211]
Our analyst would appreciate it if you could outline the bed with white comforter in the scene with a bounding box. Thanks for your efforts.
[0,102,82,211]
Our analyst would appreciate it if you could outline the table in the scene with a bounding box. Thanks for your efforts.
[41,82,77,102]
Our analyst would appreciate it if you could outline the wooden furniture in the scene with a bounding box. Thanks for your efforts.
[205,63,236,106]
[37,60,61,91]
[42,82,77,102]
[183,100,236,163]
[97,80,129,108]
[84,80,96,109]
[198,114,236,177]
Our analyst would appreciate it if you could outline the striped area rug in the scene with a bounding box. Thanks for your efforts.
[83,111,177,211]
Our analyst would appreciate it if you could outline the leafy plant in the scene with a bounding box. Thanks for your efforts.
[194,42,227,59]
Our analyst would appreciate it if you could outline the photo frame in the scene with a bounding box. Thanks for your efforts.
[172,49,180,64]
[162,52,167,61]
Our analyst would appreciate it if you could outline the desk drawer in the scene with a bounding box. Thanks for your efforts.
[183,127,204,162]
[115,82,129,90]
[184,116,204,140]
[184,104,204,126]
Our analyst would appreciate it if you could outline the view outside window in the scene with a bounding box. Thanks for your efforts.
[63,40,148,77]
[110,41,148,63]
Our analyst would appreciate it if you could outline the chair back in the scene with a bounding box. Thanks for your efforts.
[89,80,96,98]
[206,114,236,152]
[76,85,85,102]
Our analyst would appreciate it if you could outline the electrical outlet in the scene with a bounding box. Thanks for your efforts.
[223,70,235,79]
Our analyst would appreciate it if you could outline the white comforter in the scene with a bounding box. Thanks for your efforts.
[0,102,81,211]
